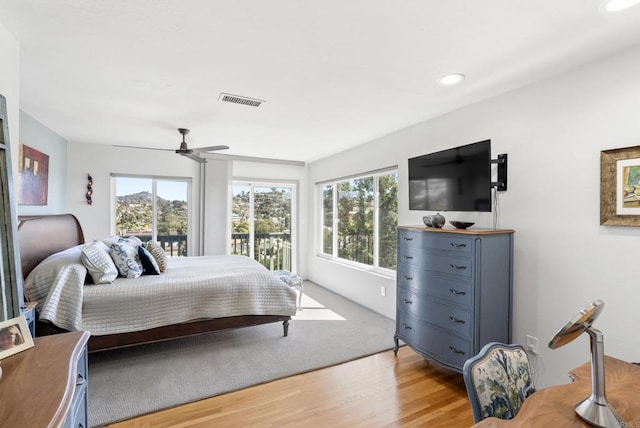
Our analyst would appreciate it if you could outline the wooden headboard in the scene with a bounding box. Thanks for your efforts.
[17,214,85,279]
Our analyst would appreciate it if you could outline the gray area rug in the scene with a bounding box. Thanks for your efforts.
[88,282,396,427]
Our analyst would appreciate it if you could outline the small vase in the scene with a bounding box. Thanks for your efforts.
[431,213,446,228]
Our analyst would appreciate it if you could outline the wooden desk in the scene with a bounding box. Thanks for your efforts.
[0,331,90,427]
[473,356,640,427]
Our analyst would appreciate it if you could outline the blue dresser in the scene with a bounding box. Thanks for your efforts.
[394,226,514,372]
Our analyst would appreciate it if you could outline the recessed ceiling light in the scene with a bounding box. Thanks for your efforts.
[438,73,465,86]
[602,0,640,11]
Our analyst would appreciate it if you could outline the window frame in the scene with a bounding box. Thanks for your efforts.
[317,167,398,276]
[231,179,298,273]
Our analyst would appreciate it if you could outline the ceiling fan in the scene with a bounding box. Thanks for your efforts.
[115,128,229,163]
[173,128,229,163]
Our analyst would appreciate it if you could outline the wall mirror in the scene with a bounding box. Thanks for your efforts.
[0,93,24,321]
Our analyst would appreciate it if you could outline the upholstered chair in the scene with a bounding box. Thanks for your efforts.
[462,342,536,423]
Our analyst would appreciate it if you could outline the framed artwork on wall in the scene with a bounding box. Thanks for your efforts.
[17,143,49,206]
[0,316,34,360]
[600,145,640,226]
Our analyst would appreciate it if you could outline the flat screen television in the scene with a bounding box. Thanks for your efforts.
[408,139,492,212]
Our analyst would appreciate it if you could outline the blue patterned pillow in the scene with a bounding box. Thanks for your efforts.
[110,242,143,278]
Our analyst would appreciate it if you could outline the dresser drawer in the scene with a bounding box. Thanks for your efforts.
[64,342,88,428]
[398,246,472,279]
[398,262,474,298]
[63,381,87,428]
[396,313,472,369]
[76,348,88,385]
[397,288,472,337]
[399,273,472,307]
[398,229,473,254]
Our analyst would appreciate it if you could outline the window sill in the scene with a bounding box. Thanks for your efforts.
[315,253,396,278]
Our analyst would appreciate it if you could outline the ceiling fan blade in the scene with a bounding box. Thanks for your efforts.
[113,145,174,151]
[179,151,207,163]
[192,145,230,153]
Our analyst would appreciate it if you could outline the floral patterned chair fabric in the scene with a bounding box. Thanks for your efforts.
[462,342,536,423]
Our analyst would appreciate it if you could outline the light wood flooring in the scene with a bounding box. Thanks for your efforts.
[107,346,474,427]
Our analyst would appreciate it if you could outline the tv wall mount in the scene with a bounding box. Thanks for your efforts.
[491,154,508,191]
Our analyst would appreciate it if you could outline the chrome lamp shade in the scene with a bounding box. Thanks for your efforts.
[548,300,624,428]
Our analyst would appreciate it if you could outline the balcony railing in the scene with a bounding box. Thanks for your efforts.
[128,234,187,257]
[231,232,291,271]
[128,232,293,269]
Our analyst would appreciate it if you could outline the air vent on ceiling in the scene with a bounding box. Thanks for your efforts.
[218,93,265,107]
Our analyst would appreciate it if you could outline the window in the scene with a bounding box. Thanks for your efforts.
[113,175,191,256]
[320,169,398,271]
[231,181,297,272]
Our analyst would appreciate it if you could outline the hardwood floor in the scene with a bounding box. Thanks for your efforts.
[107,346,475,428]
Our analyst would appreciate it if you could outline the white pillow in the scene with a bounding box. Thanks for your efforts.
[110,242,143,278]
[81,241,118,284]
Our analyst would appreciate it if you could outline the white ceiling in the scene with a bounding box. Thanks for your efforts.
[1,1,640,164]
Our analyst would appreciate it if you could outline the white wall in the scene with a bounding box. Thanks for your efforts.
[65,143,203,250]
[307,44,640,388]
[204,158,232,255]
[0,21,19,182]
[17,111,67,215]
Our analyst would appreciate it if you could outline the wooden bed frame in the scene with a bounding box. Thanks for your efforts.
[17,214,291,352]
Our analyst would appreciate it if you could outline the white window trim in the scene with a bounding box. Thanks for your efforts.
[231,178,299,273]
[316,168,397,275]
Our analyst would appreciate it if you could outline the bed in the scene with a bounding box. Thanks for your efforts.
[17,214,297,352]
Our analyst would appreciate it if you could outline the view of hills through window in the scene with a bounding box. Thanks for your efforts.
[116,191,187,235]
[232,185,293,271]
[114,177,189,256]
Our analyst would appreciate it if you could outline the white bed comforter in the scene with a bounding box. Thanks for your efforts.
[24,246,298,335]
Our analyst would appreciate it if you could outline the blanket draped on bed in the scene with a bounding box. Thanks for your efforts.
[24,246,297,335]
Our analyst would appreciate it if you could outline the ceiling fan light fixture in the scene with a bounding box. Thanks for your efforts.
[602,0,640,11]
[438,73,465,86]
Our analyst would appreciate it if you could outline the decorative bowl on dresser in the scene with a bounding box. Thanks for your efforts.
[393,225,514,372]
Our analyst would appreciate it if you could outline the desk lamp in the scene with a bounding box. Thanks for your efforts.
[548,300,623,428]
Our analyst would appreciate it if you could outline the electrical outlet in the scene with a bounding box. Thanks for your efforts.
[526,335,539,354]
[380,286,386,297]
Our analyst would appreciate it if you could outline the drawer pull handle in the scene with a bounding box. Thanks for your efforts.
[449,288,466,295]
[403,324,413,330]
[404,255,413,259]
[404,276,413,281]
[449,346,466,355]
[450,242,467,248]
[403,299,413,304]
[403,237,414,241]
[449,264,467,270]
[449,316,466,324]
